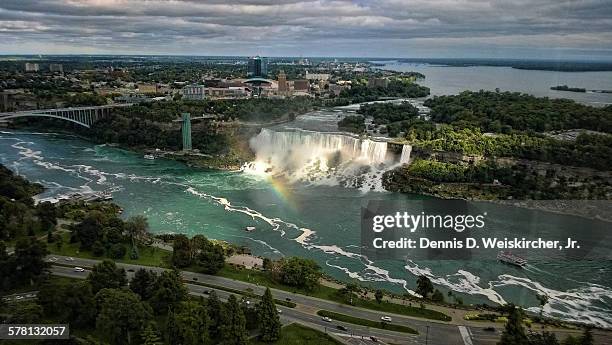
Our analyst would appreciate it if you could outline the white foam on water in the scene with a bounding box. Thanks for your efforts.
[404,260,507,303]
[294,228,315,244]
[492,274,612,328]
[325,261,363,280]
[230,235,283,255]
[185,186,290,237]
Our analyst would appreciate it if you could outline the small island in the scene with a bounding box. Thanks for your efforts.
[550,85,587,93]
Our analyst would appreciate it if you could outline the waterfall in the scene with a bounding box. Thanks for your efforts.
[244,128,391,190]
[399,144,412,164]
[249,128,389,166]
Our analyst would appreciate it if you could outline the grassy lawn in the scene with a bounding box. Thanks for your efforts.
[317,310,418,334]
[48,232,171,267]
[219,265,450,321]
[251,323,343,345]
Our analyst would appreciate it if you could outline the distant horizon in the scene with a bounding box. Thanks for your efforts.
[1,54,612,63]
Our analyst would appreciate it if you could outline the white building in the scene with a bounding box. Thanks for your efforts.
[182,84,206,100]
[49,64,63,73]
[305,71,330,81]
[25,63,39,72]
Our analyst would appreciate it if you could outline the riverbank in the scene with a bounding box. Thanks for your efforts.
[383,168,612,223]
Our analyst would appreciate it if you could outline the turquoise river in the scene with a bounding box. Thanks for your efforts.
[1,127,610,328]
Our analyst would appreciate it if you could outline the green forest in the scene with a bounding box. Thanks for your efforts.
[338,79,430,104]
[337,115,365,133]
[357,101,419,125]
[424,90,612,133]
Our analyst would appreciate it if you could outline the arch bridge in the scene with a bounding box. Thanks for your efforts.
[0,104,132,128]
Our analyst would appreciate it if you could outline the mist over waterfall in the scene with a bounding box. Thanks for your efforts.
[400,145,412,164]
[243,128,397,191]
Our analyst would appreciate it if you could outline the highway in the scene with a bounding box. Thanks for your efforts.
[45,255,609,345]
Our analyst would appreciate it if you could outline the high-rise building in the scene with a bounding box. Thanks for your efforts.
[247,56,267,78]
[277,70,288,94]
[25,63,39,72]
[49,63,63,73]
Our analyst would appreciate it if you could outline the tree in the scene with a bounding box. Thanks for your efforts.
[140,323,163,345]
[8,301,43,323]
[55,235,63,251]
[149,270,187,314]
[130,269,157,300]
[528,331,559,345]
[130,245,139,260]
[12,237,49,286]
[416,275,434,299]
[499,305,528,345]
[375,289,384,304]
[166,301,210,345]
[96,288,152,345]
[37,202,57,232]
[207,290,222,340]
[172,234,191,268]
[258,288,281,342]
[277,257,322,292]
[109,243,127,259]
[431,289,445,303]
[536,294,549,317]
[262,257,272,270]
[220,295,248,345]
[38,279,96,328]
[193,236,225,274]
[88,260,127,294]
[125,215,149,245]
[581,328,594,345]
[339,282,360,305]
[74,211,105,250]
[92,240,106,256]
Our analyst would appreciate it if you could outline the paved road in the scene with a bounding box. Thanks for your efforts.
[49,257,461,345]
[48,255,612,345]
[2,291,38,303]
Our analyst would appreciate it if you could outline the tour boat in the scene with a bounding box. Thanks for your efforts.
[497,251,527,267]
[144,154,155,160]
[245,226,256,232]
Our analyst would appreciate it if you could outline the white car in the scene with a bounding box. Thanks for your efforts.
[65,257,74,261]
[322,317,332,322]
[48,257,57,262]
[277,309,282,314]
[73,267,85,272]
[380,316,392,322]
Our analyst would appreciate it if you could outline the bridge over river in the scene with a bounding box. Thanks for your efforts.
[0,103,132,128]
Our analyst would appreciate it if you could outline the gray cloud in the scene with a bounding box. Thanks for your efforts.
[0,0,611,58]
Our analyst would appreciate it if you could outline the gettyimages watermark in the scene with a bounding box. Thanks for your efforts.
[361,199,612,261]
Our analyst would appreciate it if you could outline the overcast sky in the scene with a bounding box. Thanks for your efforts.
[1,0,611,60]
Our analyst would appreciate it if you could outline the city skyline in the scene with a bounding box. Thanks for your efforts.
[0,0,611,60]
